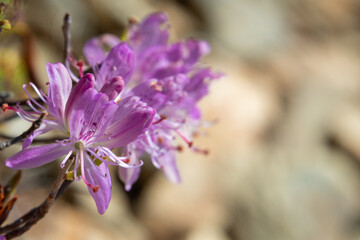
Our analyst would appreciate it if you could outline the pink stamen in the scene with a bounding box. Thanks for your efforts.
[153,114,167,125]
[23,84,47,111]
[74,152,81,181]
[2,103,16,112]
[87,148,117,166]
[60,150,73,168]
[26,100,42,113]
[29,82,48,104]
[192,146,209,155]
[16,103,39,119]
[79,143,99,192]
[98,147,131,167]
[174,130,193,148]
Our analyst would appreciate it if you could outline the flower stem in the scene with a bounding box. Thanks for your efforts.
[0,158,74,239]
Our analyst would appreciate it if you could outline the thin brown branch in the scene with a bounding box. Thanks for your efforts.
[0,159,73,239]
[0,112,46,150]
[62,13,71,65]
[0,97,42,107]
[0,133,65,144]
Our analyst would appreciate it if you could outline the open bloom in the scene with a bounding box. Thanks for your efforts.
[83,12,222,190]
[4,63,155,213]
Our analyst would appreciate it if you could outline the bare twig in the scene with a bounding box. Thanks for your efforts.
[0,98,41,107]
[62,13,71,65]
[62,13,79,82]
[0,159,73,239]
[0,112,46,150]
[0,133,65,144]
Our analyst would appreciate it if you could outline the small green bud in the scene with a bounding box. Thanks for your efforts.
[0,19,11,31]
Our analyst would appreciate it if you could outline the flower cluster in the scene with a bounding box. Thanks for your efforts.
[3,12,220,214]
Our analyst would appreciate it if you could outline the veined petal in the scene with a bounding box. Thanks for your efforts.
[65,73,95,124]
[83,155,111,215]
[22,121,64,149]
[69,88,114,140]
[5,142,73,169]
[97,97,155,148]
[46,63,72,119]
[97,43,135,89]
[83,34,120,68]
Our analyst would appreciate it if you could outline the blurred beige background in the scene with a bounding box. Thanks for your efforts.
[2,0,360,239]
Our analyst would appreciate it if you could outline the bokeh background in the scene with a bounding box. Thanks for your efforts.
[2,0,360,239]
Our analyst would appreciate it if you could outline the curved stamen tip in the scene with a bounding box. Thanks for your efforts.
[153,114,167,125]
[2,103,8,112]
[2,103,16,112]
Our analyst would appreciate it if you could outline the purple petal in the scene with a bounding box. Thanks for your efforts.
[5,143,73,169]
[97,97,155,148]
[96,43,135,89]
[99,76,124,101]
[46,63,72,119]
[130,74,189,111]
[64,73,95,123]
[0,235,6,240]
[84,156,111,214]
[185,68,223,101]
[183,39,210,65]
[118,166,140,192]
[138,40,211,80]
[129,12,169,55]
[158,151,181,183]
[22,121,64,149]
[83,34,120,68]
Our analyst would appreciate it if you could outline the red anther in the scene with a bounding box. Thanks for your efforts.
[122,158,130,163]
[202,149,209,155]
[176,145,183,152]
[153,115,167,125]
[175,129,194,148]
[77,61,84,67]
[92,185,99,193]
[45,82,50,85]
[157,137,163,144]
[77,61,85,78]
[128,16,138,25]
[192,146,209,155]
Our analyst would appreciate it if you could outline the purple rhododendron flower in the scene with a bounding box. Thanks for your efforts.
[83,12,222,190]
[4,63,155,214]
